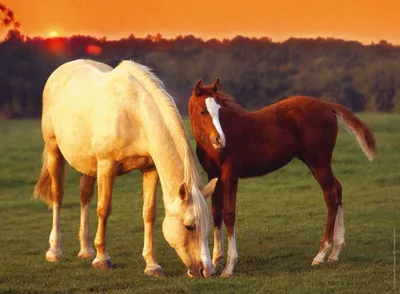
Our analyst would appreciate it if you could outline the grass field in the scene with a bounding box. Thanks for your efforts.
[0,114,398,293]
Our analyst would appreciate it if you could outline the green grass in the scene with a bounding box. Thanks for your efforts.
[0,114,398,293]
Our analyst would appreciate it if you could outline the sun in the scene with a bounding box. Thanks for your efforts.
[48,31,59,38]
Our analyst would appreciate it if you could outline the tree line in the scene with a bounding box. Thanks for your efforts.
[1,30,400,118]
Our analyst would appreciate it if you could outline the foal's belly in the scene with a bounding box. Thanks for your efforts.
[239,158,293,178]
[238,146,296,178]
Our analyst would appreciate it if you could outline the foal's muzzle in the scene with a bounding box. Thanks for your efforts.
[211,134,224,151]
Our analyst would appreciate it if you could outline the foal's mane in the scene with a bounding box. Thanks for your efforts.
[214,91,246,111]
[117,60,210,233]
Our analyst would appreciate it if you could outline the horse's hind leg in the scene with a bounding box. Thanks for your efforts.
[141,167,164,277]
[307,164,345,265]
[78,175,96,259]
[45,144,66,262]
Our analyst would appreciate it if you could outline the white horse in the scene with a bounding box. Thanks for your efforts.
[34,59,217,277]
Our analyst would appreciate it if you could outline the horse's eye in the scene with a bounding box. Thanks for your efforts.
[185,225,195,231]
[200,109,208,115]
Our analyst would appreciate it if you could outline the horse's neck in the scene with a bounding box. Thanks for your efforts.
[143,107,192,204]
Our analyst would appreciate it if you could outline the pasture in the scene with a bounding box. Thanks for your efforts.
[0,114,398,293]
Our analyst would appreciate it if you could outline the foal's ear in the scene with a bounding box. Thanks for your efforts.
[194,79,204,96]
[179,182,189,203]
[211,78,220,92]
[201,178,218,200]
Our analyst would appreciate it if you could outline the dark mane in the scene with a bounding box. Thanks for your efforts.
[214,91,246,111]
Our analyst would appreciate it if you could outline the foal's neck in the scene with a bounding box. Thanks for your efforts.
[220,104,253,137]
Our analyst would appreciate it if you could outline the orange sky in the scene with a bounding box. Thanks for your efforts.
[3,0,400,44]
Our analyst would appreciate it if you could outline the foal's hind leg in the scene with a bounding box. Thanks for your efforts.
[141,168,164,277]
[328,178,345,262]
[78,175,96,259]
[308,165,345,265]
[45,144,66,262]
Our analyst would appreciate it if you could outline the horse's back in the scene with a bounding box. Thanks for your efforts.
[41,60,147,176]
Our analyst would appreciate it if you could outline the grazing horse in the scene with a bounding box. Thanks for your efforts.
[33,59,218,278]
[188,79,377,277]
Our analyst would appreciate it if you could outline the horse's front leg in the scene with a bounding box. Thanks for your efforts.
[92,160,116,269]
[141,167,164,277]
[78,175,96,259]
[220,163,239,277]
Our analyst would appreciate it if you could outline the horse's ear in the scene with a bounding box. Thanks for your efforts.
[179,182,189,203]
[201,178,218,200]
[194,79,204,96]
[211,78,220,92]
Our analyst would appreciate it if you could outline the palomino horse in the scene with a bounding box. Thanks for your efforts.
[34,59,218,277]
[188,79,377,277]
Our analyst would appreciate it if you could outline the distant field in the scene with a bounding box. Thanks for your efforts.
[0,114,398,293]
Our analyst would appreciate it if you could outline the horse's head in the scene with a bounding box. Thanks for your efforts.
[189,79,226,153]
[162,179,217,277]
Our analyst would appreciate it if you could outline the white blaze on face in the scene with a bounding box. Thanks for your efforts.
[205,97,226,148]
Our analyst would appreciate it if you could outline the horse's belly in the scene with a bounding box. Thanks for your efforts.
[60,148,153,177]
[60,145,98,176]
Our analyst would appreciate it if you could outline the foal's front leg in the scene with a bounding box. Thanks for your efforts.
[92,160,116,269]
[220,166,239,277]
[141,168,164,277]
[78,175,96,259]
[211,178,224,269]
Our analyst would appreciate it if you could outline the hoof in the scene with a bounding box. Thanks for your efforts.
[220,271,232,278]
[327,258,338,263]
[92,259,114,270]
[144,266,165,277]
[78,248,95,259]
[311,259,323,266]
[46,250,62,262]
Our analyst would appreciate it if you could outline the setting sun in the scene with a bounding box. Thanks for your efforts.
[48,31,59,38]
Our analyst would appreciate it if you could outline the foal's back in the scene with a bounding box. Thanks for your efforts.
[233,96,339,177]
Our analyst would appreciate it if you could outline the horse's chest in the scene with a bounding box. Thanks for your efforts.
[117,156,154,175]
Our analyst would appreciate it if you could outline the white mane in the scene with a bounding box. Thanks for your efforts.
[116,60,210,235]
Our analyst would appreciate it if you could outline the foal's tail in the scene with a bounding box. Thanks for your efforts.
[328,103,377,161]
[33,145,52,205]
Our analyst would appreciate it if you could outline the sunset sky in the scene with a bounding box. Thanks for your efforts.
[4,0,400,44]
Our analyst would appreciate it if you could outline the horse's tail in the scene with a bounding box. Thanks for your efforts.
[328,103,377,161]
[33,145,52,205]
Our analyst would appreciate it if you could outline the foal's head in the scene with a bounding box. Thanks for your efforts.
[189,79,226,152]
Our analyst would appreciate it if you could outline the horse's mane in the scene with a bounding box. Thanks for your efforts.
[117,60,210,235]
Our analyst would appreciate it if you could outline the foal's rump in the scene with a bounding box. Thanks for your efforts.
[271,96,376,162]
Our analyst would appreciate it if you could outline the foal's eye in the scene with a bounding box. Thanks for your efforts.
[185,225,195,231]
[200,109,208,115]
